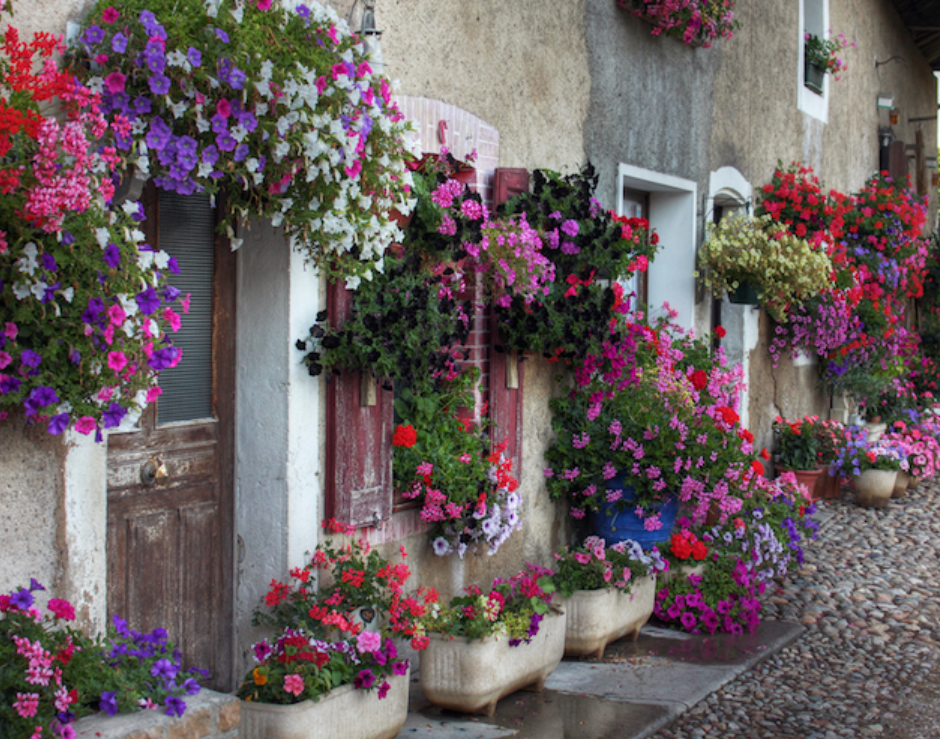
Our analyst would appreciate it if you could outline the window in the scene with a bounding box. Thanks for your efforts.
[799,0,829,122]
[617,164,697,330]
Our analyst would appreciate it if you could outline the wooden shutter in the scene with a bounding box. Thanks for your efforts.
[325,280,393,528]
[889,140,908,182]
[489,168,529,472]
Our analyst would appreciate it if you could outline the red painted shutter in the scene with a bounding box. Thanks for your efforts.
[325,280,393,528]
[489,168,530,473]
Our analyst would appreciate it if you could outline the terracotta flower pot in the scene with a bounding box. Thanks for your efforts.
[816,466,843,500]
[557,575,656,660]
[775,466,824,502]
[852,469,897,509]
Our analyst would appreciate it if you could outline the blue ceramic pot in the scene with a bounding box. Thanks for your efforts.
[589,480,678,548]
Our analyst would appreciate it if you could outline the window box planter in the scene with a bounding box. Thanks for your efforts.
[239,669,410,739]
[804,60,825,94]
[556,575,656,660]
[419,611,567,716]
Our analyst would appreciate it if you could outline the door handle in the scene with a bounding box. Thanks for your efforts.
[140,457,169,486]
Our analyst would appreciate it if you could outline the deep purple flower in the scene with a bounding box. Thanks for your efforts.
[149,73,171,95]
[10,589,34,610]
[151,658,179,680]
[87,297,106,315]
[148,347,179,370]
[140,10,167,39]
[182,677,201,696]
[136,285,161,315]
[104,243,121,268]
[144,40,166,73]
[215,27,229,43]
[164,285,181,302]
[215,131,237,152]
[202,145,220,167]
[164,695,186,718]
[40,253,57,272]
[48,413,70,435]
[28,578,45,592]
[102,402,128,429]
[167,257,180,274]
[233,144,249,162]
[21,349,42,368]
[296,4,310,17]
[134,96,152,115]
[100,692,119,717]
[0,375,22,394]
[187,46,202,67]
[26,386,59,413]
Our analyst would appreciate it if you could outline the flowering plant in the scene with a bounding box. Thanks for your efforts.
[1,580,202,738]
[698,214,833,321]
[617,0,739,47]
[883,421,940,480]
[545,316,762,528]
[804,31,854,79]
[0,22,185,437]
[773,415,821,470]
[550,536,667,598]
[420,564,556,646]
[831,427,908,477]
[238,628,408,704]
[814,418,846,465]
[661,527,710,571]
[255,520,437,647]
[76,0,415,285]
[495,165,658,362]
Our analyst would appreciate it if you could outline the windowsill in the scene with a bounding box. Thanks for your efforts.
[798,79,828,123]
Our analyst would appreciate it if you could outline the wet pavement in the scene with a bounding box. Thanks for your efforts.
[401,620,803,739]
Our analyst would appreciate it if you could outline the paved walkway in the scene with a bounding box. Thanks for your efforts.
[403,479,940,739]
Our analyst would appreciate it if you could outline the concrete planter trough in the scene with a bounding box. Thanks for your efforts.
[557,575,656,659]
[419,611,566,716]
[239,669,409,739]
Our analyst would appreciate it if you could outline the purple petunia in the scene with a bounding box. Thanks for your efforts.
[111,32,128,53]
[25,386,59,414]
[48,413,70,435]
[0,375,22,394]
[215,27,229,43]
[148,347,179,371]
[102,402,128,429]
[149,73,171,95]
[164,695,186,718]
[151,657,179,681]
[83,24,105,46]
[10,588,34,610]
[104,243,121,268]
[136,285,161,315]
[20,349,42,368]
[145,117,172,151]
[187,46,202,67]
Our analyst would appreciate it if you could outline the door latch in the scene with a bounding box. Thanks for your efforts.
[140,457,169,486]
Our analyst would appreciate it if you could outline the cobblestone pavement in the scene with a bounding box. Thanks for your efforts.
[651,479,940,739]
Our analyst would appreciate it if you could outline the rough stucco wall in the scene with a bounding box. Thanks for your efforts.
[0,413,63,599]
[3,0,95,39]
[708,0,938,432]
[379,0,590,171]
[583,0,718,210]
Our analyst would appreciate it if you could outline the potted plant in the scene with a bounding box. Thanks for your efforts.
[616,0,741,48]
[804,31,853,92]
[418,564,565,716]
[545,318,763,543]
[814,418,847,500]
[659,526,711,583]
[773,415,824,500]
[882,421,940,497]
[831,428,908,509]
[238,630,411,739]
[239,521,437,739]
[551,536,667,659]
[698,214,832,320]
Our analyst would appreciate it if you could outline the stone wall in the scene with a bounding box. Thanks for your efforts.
[72,691,240,739]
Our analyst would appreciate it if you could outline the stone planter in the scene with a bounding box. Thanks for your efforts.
[852,469,897,509]
[239,669,409,739]
[864,421,887,443]
[660,562,706,584]
[419,611,566,716]
[557,575,656,659]
[892,470,912,499]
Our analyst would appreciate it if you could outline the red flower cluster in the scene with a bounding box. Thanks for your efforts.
[392,424,417,448]
[670,530,708,561]
[276,635,330,668]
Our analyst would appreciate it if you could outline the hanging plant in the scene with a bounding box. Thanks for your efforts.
[74,0,416,284]
[0,20,184,438]
[495,165,659,362]
[617,0,739,47]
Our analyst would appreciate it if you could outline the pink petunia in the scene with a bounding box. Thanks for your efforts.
[283,674,304,697]
[102,7,119,22]
[75,416,97,436]
[107,351,127,372]
[104,71,126,94]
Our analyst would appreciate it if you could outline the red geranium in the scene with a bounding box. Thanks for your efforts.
[392,424,417,448]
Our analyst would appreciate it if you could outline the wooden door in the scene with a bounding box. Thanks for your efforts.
[107,187,235,689]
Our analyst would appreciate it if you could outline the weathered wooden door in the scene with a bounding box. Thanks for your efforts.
[107,187,235,689]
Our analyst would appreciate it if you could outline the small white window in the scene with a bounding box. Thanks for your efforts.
[799,0,829,122]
